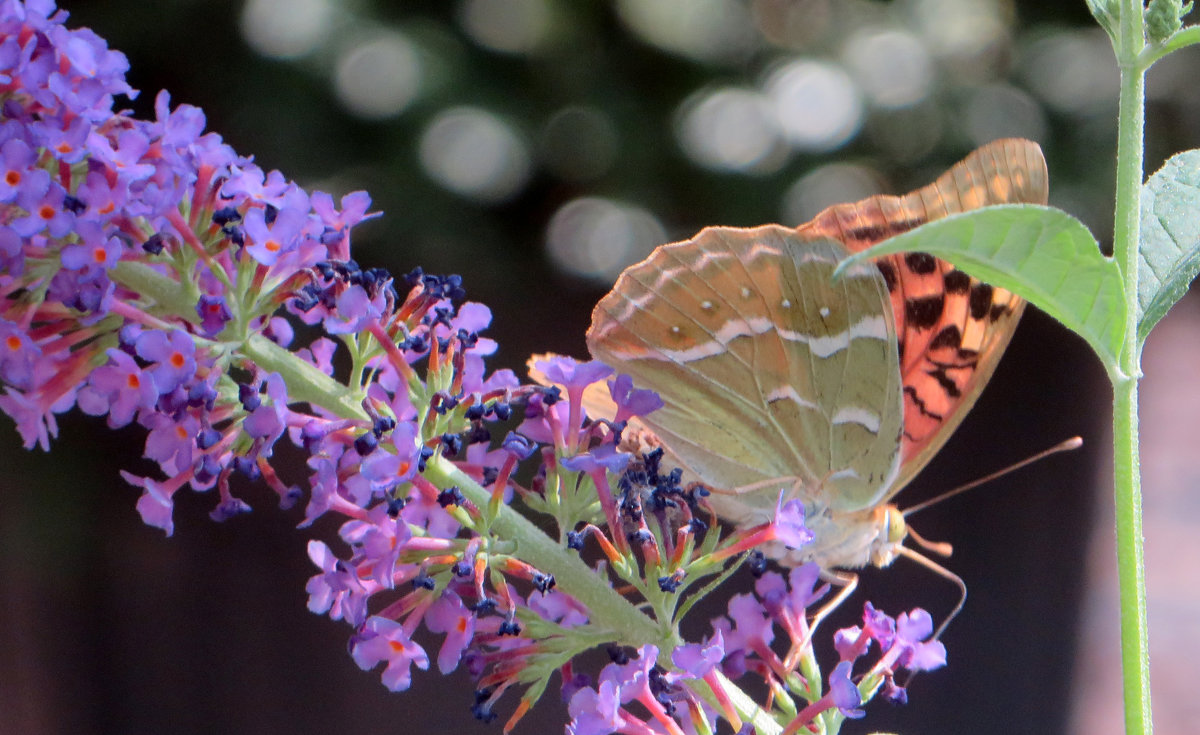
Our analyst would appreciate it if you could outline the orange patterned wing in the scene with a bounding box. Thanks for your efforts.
[795,138,1048,492]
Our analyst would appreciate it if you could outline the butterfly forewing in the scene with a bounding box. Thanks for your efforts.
[588,225,903,521]
[796,138,1048,492]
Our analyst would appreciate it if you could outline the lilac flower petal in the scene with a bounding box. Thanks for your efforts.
[828,661,865,719]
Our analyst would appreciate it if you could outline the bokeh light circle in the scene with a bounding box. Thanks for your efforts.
[676,87,784,173]
[240,0,334,59]
[545,197,667,281]
[764,59,864,152]
[843,28,933,109]
[418,107,532,203]
[333,32,422,120]
[458,0,552,54]
[781,162,884,225]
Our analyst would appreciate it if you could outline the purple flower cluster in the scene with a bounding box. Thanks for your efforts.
[0,0,544,702]
[563,564,946,735]
[0,4,953,733]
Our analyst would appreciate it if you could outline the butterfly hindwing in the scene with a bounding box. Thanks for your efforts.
[588,225,903,521]
[797,138,1048,493]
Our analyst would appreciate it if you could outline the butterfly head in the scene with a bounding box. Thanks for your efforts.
[872,504,908,567]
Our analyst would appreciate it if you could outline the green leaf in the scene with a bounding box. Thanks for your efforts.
[1086,0,1120,39]
[1137,148,1200,345]
[835,204,1126,375]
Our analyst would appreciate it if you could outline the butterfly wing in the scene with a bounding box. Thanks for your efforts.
[587,225,903,523]
[796,138,1048,492]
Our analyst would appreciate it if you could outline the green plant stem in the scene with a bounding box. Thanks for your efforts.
[1112,2,1152,734]
[425,456,668,646]
[1138,24,1200,67]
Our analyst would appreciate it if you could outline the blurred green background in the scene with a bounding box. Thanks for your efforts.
[2,1,1198,733]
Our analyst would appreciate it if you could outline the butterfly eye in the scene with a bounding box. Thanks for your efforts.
[884,505,907,545]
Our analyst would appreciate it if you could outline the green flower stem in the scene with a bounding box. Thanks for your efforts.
[424,456,668,646]
[427,458,794,732]
[1138,24,1200,67]
[1112,2,1153,734]
[241,334,369,420]
[112,261,370,421]
[711,670,783,735]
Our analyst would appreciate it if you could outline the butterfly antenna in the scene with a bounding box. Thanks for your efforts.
[906,524,953,557]
[902,436,1082,518]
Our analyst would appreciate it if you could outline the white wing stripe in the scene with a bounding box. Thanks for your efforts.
[832,406,882,434]
[764,384,818,409]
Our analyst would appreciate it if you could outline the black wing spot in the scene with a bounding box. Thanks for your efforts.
[905,294,945,330]
[969,283,994,320]
[944,269,971,294]
[904,252,938,275]
[904,385,944,420]
[876,261,898,293]
[926,366,962,399]
[929,325,963,350]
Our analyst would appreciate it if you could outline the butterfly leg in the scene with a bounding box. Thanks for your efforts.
[707,475,802,497]
[782,569,858,670]
[896,546,967,642]
[894,546,967,688]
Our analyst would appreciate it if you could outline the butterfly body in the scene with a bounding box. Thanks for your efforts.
[585,139,1049,571]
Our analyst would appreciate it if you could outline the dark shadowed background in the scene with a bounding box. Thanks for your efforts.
[1,1,1197,734]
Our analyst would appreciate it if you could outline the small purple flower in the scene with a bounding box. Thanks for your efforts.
[151,90,205,152]
[528,590,588,628]
[12,177,72,237]
[310,189,380,259]
[29,115,91,165]
[424,591,476,674]
[135,329,196,395]
[771,491,814,550]
[322,283,384,335]
[834,625,866,662]
[566,679,626,735]
[350,616,430,692]
[339,503,412,588]
[893,609,947,672]
[242,373,290,450]
[535,355,612,391]
[242,188,310,266]
[560,443,631,475]
[120,471,176,536]
[862,602,896,651]
[607,373,663,423]
[500,430,536,459]
[142,410,199,475]
[305,539,370,625]
[0,320,40,390]
[725,592,774,653]
[671,630,725,678]
[786,562,828,610]
[828,660,865,719]
[359,421,421,496]
[85,127,155,186]
[195,294,231,337]
[0,137,40,203]
[60,228,121,271]
[77,348,158,428]
[221,163,290,206]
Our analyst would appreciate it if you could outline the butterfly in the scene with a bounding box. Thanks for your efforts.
[583,138,1048,573]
